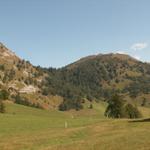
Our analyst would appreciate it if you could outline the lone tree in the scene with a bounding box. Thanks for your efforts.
[105,94,141,119]
[105,94,124,118]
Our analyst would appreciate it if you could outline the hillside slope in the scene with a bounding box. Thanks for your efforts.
[0,43,62,109]
[1,43,150,110]
[44,53,150,110]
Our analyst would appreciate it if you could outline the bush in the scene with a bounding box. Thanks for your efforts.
[59,102,68,111]
[0,101,5,113]
[42,88,49,96]
[59,98,83,111]
[0,65,5,71]
[0,90,9,100]
[124,104,141,118]
[141,98,147,107]
[14,94,42,109]
[89,104,93,109]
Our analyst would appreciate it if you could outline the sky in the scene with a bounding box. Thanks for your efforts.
[0,0,150,68]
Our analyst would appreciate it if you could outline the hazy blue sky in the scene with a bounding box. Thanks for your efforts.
[0,0,150,67]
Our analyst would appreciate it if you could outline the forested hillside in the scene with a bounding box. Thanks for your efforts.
[43,53,150,110]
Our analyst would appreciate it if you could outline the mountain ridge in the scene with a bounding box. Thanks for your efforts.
[43,51,150,110]
[1,42,150,110]
[0,43,63,109]
[66,53,141,70]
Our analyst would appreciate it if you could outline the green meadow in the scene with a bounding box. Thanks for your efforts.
[0,102,150,150]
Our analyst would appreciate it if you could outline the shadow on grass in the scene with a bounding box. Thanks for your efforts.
[129,118,150,123]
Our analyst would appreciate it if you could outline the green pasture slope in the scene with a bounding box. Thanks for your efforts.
[0,102,150,150]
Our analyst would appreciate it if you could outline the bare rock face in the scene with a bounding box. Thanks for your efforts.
[19,85,38,94]
[0,42,45,95]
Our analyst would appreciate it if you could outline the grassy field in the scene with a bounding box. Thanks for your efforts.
[0,102,150,150]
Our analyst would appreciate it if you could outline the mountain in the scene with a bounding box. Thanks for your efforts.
[1,43,150,111]
[44,53,150,110]
[0,43,62,109]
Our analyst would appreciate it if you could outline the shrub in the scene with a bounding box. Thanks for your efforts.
[59,98,83,111]
[141,98,147,107]
[0,101,5,113]
[124,104,141,118]
[89,104,93,109]
[14,94,43,109]
[0,90,9,100]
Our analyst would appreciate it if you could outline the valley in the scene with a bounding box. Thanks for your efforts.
[1,1,150,149]
[0,102,150,150]
[0,43,150,150]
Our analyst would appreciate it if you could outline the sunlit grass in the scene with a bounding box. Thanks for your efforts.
[0,102,149,150]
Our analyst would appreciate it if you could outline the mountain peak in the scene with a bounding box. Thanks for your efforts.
[106,53,138,61]
[67,53,139,69]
